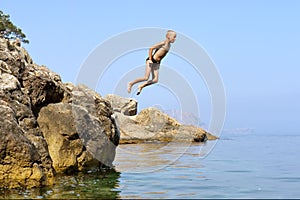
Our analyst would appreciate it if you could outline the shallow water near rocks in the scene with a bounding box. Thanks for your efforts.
[1,133,300,199]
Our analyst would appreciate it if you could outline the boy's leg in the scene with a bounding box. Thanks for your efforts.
[137,66,159,95]
[127,60,152,93]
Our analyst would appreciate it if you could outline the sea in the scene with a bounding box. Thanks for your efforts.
[1,132,300,199]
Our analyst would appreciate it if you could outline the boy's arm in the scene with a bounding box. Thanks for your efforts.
[149,41,164,61]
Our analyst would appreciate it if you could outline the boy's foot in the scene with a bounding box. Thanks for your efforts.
[127,83,132,93]
[137,86,142,95]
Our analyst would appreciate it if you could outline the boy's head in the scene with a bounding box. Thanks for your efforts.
[166,30,176,43]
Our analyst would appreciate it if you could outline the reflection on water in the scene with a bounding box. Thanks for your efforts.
[114,142,205,173]
[114,142,206,199]
[0,169,121,199]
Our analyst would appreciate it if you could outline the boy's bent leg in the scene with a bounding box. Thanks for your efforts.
[127,61,152,93]
[137,69,159,95]
[136,80,154,95]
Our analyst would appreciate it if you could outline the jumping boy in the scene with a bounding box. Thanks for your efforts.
[127,30,177,95]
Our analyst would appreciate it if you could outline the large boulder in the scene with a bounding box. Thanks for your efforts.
[37,102,119,173]
[115,107,217,144]
[37,85,119,173]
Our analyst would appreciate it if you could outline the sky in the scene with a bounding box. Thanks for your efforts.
[2,0,300,135]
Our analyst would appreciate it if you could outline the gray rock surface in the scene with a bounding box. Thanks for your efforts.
[105,94,137,116]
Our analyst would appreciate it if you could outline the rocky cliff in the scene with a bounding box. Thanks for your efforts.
[0,38,119,188]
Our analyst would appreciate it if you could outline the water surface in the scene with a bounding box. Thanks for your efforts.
[1,133,300,199]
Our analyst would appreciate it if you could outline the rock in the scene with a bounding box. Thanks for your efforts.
[0,38,8,51]
[37,102,119,173]
[0,104,54,188]
[0,38,119,189]
[72,84,114,118]
[0,40,56,185]
[0,81,55,189]
[116,107,217,144]
[0,73,20,91]
[105,94,137,116]
[20,64,66,116]
[0,60,12,74]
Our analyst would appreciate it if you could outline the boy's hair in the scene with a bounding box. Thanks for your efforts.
[167,30,176,34]
[166,30,176,38]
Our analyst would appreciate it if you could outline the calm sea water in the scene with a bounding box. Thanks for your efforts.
[1,133,300,199]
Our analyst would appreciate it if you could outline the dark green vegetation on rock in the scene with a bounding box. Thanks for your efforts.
[0,10,29,44]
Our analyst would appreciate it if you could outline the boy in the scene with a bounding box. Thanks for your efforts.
[127,30,177,95]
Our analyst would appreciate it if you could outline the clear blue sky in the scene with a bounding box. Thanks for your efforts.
[2,0,300,134]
